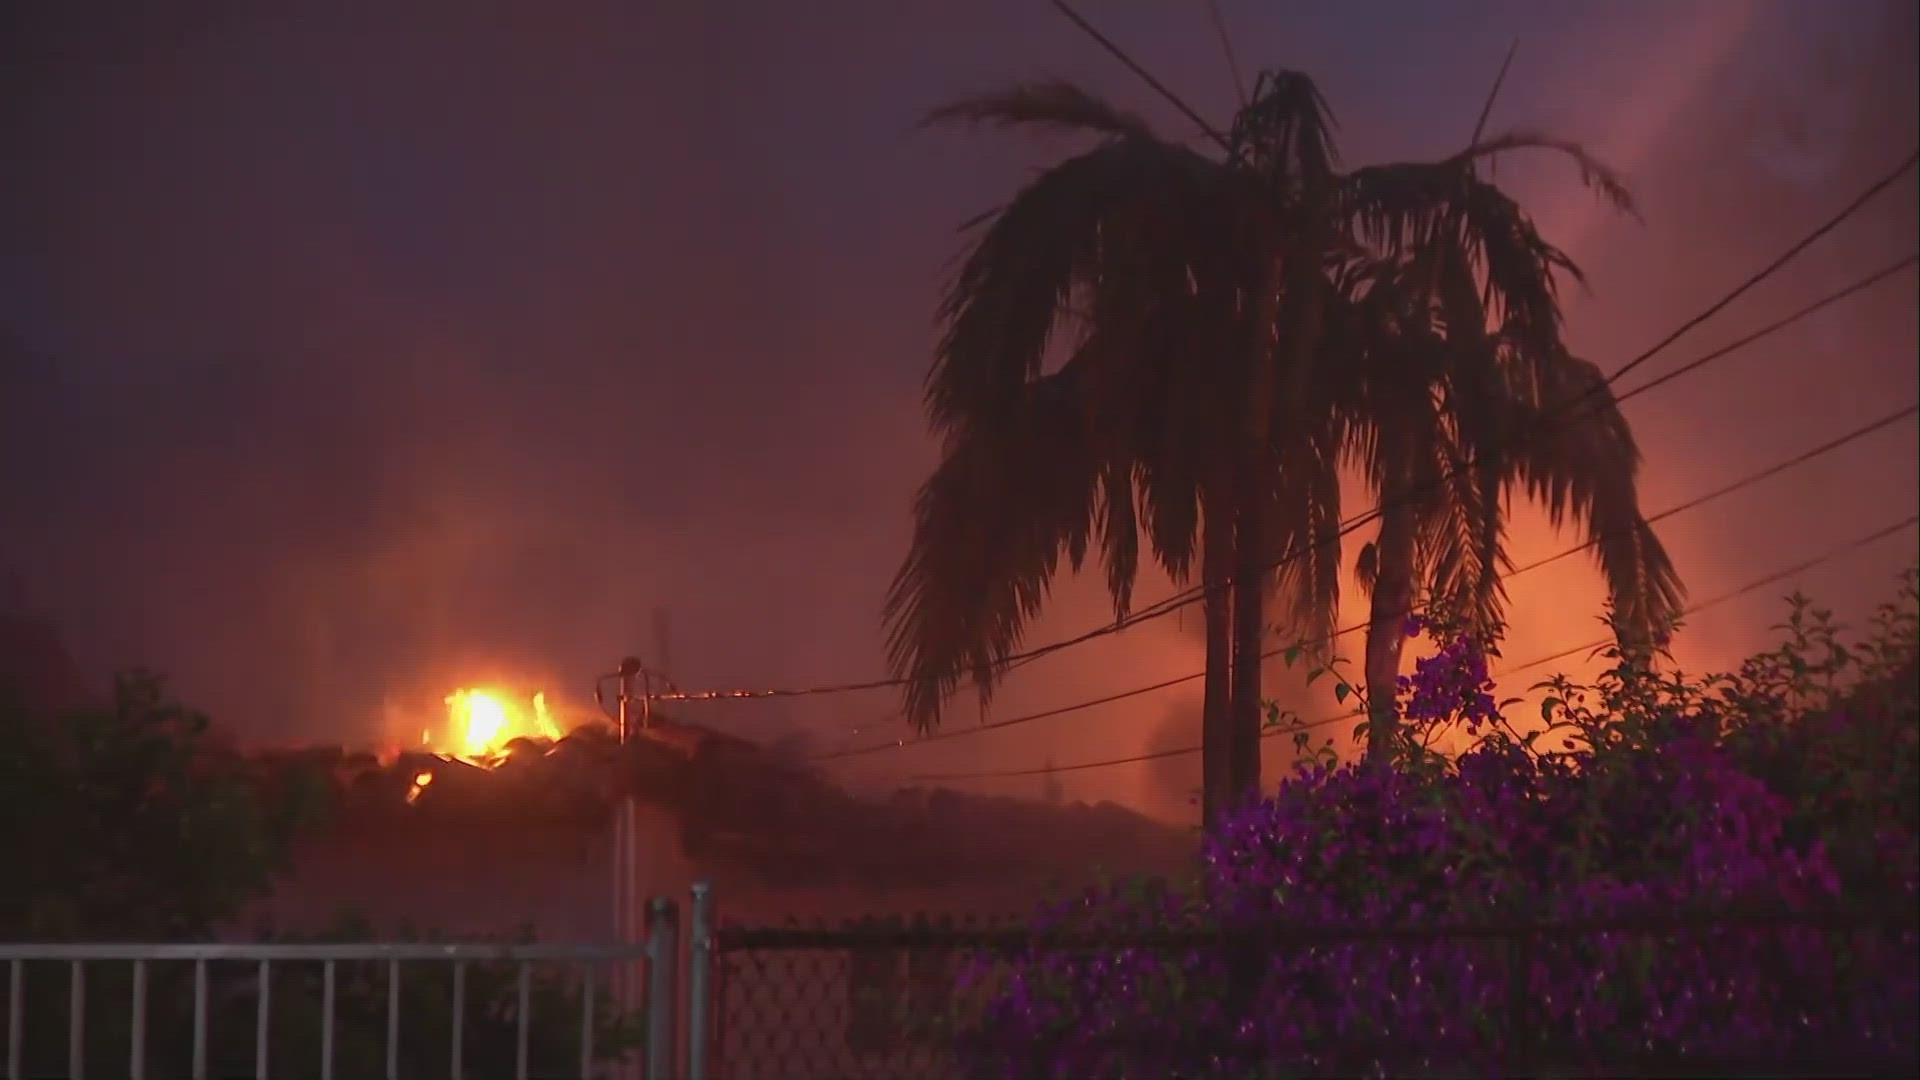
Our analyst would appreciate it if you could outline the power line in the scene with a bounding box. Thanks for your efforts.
[909,740,1198,782]
[1511,401,1917,578]
[641,589,1197,702]
[1467,39,1520,148]
[1199,0,1248,107]
[810,402,1917,763]
[1047,0,1230,151]
[646,158,1916,708]
[900,512,1919,783]
[1491,514,1918,679]
[812,669,1210,763]
[645,675,915,704]
[1600,149,1918,390]
[1612,253,1919,408]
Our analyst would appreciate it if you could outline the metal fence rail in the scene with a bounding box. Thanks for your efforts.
[0,907,679,1080]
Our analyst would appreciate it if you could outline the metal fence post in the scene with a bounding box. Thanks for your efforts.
[644,897,680,1080]
[1506,912,1535,1078]
[687,883,713,1080]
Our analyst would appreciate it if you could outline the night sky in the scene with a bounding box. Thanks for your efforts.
[3,0,1915,820]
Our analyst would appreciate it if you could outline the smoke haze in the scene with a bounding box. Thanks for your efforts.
[2,0,1914,822]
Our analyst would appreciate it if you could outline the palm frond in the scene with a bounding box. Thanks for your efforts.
[1447,130,1637,218]
[1073,218,1244,591]
[1262,426,1344,648]
[883,366,1105,730]
[926,79,1155,139]
[1511,353,1686,643]
[1429,256,1518,633]
[1415,432,1511,635]
[1098,461,1142,619]
[1230,69,1341,183]
[1137,463,1202,582]
[928,134,1218,430]
[1343,161,1585,359]
[1342,130,1634,369]
[1320,258,1407,478]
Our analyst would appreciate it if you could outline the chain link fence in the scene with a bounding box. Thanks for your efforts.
[696,896,1919,1079]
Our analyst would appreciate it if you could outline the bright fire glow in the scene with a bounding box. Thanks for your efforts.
[429,688,567,764]
[454,690,509,754]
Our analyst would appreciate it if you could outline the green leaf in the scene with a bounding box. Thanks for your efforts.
[1334,683,1350,704]
[1306,668,1325,686]
[1540,696,1563,722]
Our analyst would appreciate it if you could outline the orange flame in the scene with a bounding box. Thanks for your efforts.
[424,688,565,765]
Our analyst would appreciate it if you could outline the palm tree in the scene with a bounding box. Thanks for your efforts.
[883,79,1337,828]
[1331,189,1684,763]
[884,71,1680,824]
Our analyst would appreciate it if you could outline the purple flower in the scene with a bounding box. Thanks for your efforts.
[969,729,1916,1073]
[968,574,1920,1073]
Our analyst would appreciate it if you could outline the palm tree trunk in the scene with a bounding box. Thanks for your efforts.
[1363,478,1420,766]
[1227,253,1296,812]
[1227,225,1329,807]
[1200,498,1235,833]
[1228,493,1266,810]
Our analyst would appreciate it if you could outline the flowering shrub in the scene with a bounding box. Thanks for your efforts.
[1395,613,1498,733]
[964,568,1920,1077]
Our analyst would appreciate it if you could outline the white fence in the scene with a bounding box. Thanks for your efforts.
[0,890,712,1080]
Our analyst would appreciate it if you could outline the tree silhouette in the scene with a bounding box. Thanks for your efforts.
[885,69,1681,822]
[1329,245,1683,762]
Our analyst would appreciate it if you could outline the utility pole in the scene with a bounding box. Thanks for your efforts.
[611,655,650,1080]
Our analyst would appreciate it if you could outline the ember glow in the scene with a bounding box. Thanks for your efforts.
[405,770,434,804]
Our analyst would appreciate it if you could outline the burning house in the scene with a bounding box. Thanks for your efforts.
[249,688,1194,943]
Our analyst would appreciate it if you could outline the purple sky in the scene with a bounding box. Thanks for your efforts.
[3,0,1915,820]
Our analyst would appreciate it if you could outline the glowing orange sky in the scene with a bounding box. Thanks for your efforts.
[1,0,1913,823]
